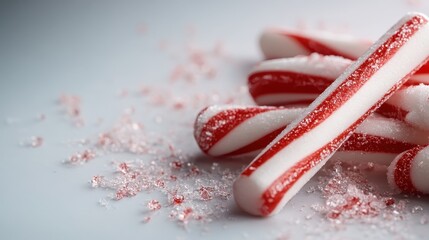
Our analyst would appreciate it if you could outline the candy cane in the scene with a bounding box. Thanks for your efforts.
[234,13,429,216]
[194,105,429,166]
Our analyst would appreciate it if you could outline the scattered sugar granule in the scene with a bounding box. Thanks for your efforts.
[58,94,84,127]
[147,199,162,211]
[66,149,96,165]
[21,136,44,148]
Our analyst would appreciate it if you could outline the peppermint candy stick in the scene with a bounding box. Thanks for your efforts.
[387,145,429,195]
[194,105,428,165]
[259,29,429,84]
[377,85,429,131]
[249,54,429,131]
[234,13,429,216]
[260,28,371,60]
[249,54,352,106]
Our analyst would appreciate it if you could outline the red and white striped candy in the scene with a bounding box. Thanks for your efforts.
[410,62,429,85]
[234,13,429,216]
[260,28,372,60]
[377,85,429,131]
[259,29,429,84]
[194,105,302,158]
[249,54,352,106]
[387,145,429,194]
[194,105,429,165]
[249,54,429,131]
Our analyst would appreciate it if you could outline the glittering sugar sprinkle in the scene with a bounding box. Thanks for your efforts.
[313,162,405,223]
[59,31,249,227]
[166,40,224,83]
[66,149,96,165]
[96,115,149,154]
[58,94,84,127]
[86,117,239,225]
[21,136,44,148]
[309,161,427,238]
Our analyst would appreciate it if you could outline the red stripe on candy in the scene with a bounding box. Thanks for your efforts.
[394,146,424,194]
[285,32,359,60]
[342,133,418,153]
[248,71,333,97]
[197,107,274,153]
[414,59,429,74]
[376,103,409,122]
[259,99,314,107]
[260,131,347,216]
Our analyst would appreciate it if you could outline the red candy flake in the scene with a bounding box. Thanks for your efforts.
[97,133,113,147]
[147,199,161,211]
[172,194,185,205]
[67,149,96,165]
[115,188,128,200]
[81,149,96,161]
[118,162,130,173]
[385,198,396,207]
[155,179,165,188]
[115,186,139,200]
[28,136,44,148]
[189,166,200,175]
[199,186,213,201]
[91,175,104,188]
[170,160,183,169]
[143,216,151,224]
[178,207,193,222]
[173,99,186,110]
[58,94,84,127]
[312,162,409,225]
